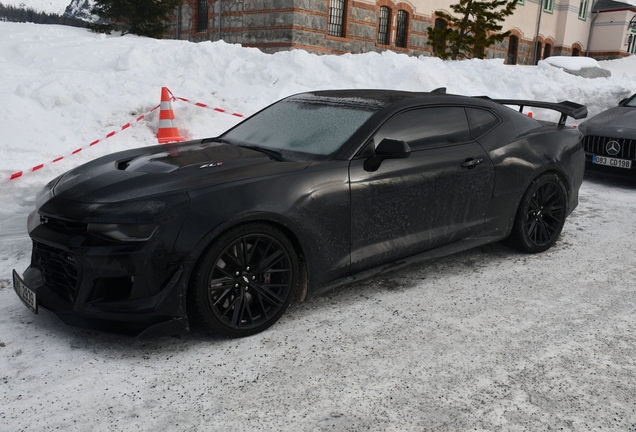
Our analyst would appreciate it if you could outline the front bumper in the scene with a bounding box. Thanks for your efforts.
[20,211,192,338]
[582,134,636,177]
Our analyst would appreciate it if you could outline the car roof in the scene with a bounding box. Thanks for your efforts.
[287,89,502,114]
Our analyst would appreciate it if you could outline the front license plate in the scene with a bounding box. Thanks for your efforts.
[12,270,38,314]
[592,155,632,169]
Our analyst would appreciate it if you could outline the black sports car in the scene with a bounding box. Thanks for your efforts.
[579,93,636,175]
[13,89,587,338]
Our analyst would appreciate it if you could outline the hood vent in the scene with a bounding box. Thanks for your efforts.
[117,157,134,171]
[116,154,179,173]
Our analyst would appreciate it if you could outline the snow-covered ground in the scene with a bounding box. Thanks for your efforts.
[1,22,636,430]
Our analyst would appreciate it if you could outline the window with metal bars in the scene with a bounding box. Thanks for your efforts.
[328,0,346,37]
[395,10,408,48]
[433,18,446,53]
[507,35,518,64]
[377,6,390,45]
[197,0,208,32]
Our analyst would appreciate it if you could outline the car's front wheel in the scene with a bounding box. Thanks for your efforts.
[507,173,567,253]
[188,223,299,337]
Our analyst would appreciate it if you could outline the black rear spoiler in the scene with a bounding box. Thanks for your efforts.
[493,99,588,125]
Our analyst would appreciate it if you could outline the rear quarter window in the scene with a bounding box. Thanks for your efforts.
[466,108,500,139]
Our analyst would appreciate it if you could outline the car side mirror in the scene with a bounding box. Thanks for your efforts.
[363,138,411,172]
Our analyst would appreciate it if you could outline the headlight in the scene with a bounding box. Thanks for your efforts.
[87,223,159,242]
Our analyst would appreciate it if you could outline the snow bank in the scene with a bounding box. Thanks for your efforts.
[1,22,635,184]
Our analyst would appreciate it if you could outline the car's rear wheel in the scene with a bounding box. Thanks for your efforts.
[507,173,567,253]
[188,223,299,337]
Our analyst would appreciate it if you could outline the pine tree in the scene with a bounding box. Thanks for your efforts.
[428,0,517,60]
[90,0,179,38]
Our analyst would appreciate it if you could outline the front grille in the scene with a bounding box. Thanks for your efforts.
[582,135,636,159]
[33,241,80,303]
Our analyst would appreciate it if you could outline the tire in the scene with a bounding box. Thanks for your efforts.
[188,223,299,337]
[507,173,567,254]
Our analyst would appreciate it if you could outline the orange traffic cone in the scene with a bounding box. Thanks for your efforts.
[157,87,185,144]
[527,111,533,118]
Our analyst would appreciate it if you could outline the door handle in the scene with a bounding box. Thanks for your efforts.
[461,158,483,168]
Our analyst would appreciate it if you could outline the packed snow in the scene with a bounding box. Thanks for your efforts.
[1,22,636,430]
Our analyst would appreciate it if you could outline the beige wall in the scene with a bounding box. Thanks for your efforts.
[590,10,634,53]
[403,0,595,51]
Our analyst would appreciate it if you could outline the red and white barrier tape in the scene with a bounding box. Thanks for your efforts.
[175,96,244,118]
[163,87,245,118]
[1,104,160,184]
[2,89,246,183]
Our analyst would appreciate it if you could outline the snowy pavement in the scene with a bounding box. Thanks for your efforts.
[1,173,636,430]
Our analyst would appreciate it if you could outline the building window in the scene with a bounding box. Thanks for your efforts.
[578,0,588,19]
[396,10,408,48]
[628,33,636,54]
[197,0,208,32]
[517,0,524,4]
[328,0,347,37]
[378,6,391,44]
[543,0,554,13]
[507,35,518,65]
[543,43,552,58]
[572,47,580,56]
[433,18,447,53]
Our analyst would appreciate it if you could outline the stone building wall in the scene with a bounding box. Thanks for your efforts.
[169,0,432,56]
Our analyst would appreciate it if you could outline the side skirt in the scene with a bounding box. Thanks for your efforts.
[308,234,506,299]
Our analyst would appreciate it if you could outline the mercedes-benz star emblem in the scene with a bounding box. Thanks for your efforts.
[606,140,621,156]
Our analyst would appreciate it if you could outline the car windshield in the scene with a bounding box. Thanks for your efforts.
[222,95,380,160]
[626,95,636,107]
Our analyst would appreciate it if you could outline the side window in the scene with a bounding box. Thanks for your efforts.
[466,108,500,139]
[373,107,470,150]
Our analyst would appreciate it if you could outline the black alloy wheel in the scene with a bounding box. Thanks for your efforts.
[507,173,567,253]
[188,223,299,337]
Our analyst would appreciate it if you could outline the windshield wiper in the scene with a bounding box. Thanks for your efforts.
[235,145,284,161]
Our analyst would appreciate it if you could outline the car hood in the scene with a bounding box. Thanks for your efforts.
[580,106,636,138]
[51,140,310,203]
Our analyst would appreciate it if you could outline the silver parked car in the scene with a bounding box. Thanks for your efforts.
[579,93,636,175]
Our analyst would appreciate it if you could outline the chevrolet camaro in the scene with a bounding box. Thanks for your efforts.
[13,89,587,338]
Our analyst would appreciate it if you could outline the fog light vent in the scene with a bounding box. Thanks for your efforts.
[91,276,134,302]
